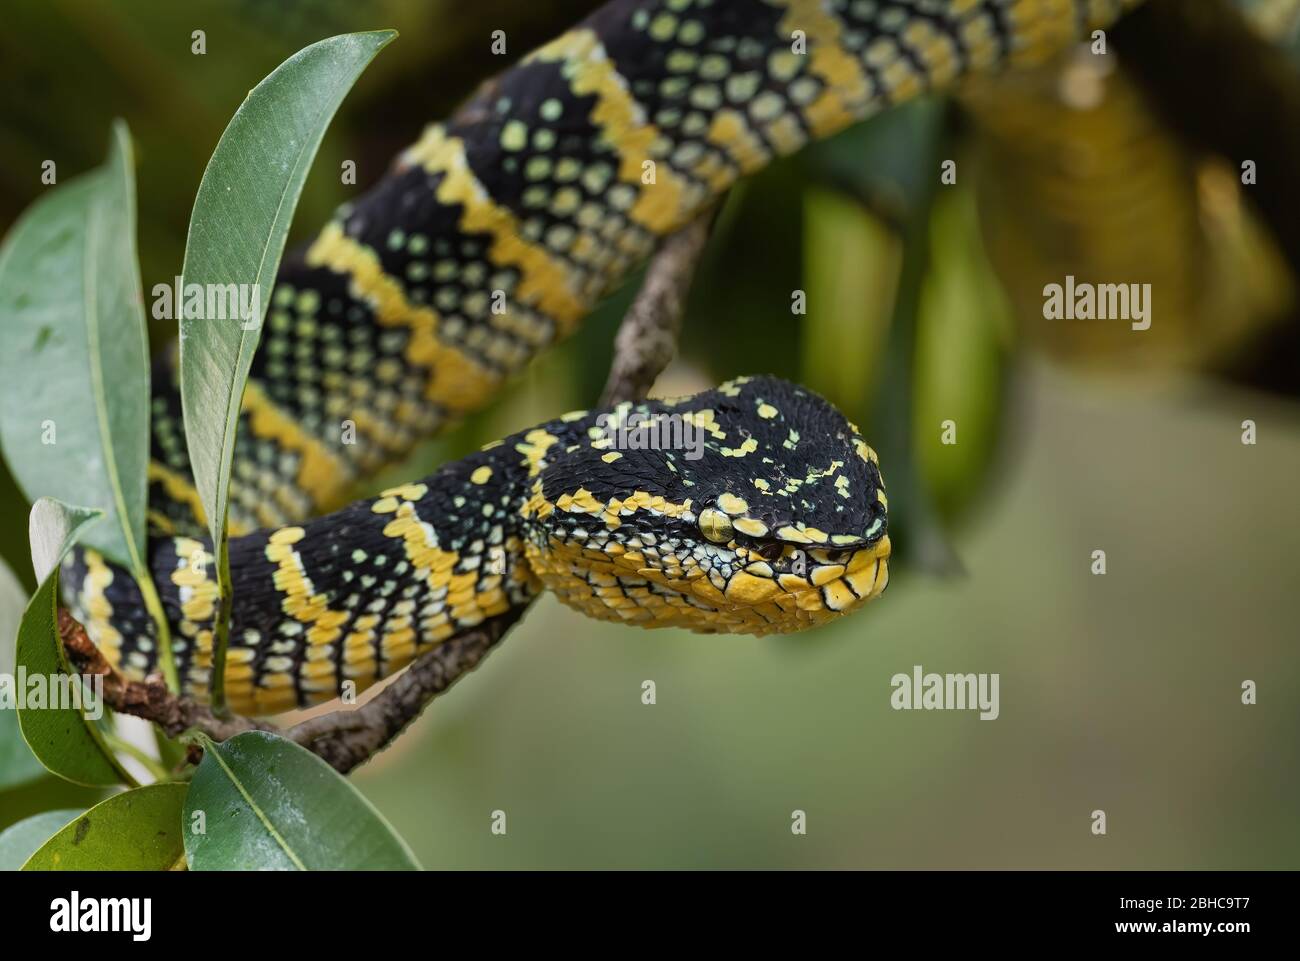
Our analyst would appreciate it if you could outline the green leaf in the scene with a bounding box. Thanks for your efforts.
[0,121,151,577]
[913,183,1011,521]
[0,123,177,689]
[184,731,419,870]
[28,496,102,585]
[15,498,131,787]
[22,783,188,870]
[0,809,82,870]
[16,573,130,786]
[177,30,395,710]
[801,185,898,416]
[0,555,45,790]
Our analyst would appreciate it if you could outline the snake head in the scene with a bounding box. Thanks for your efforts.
[522,375,889,635]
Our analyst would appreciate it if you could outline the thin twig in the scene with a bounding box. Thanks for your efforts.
[59,606,520,774]
[60,610,272,742]
[601,210,718,406]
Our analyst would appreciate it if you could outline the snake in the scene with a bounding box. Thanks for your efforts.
[64,0,1138,716]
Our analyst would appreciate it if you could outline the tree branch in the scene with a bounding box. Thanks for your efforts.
[284,608,523,774]
[601,211,717,406]
[60,610,273,742]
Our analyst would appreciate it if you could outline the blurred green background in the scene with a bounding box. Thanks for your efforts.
[1,0,1298,868]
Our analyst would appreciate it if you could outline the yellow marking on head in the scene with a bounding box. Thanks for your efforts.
[725,571,781,604]
[774,525,811,544]
[733,517,769,538]
[716,493,749,515]
[757,403,778,419]
[382,482,429,501]
[720,437,758,458]
[811,563,846,587]
[854,438,879,465]
[820,579,857,612]
[601,451,622,463]
[516,428,560,476]
[844,557,882,599]
[470,465,493,485]
[681,408,726,439]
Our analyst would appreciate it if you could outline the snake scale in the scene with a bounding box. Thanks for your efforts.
[65,0,1137,715]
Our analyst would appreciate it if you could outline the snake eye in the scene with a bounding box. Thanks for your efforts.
[698,507,734,544]
[756,541,784,561]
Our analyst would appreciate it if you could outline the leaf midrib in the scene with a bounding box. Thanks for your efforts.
[208,111,318,547]
[83,171,146,582]
[202,737,307,871]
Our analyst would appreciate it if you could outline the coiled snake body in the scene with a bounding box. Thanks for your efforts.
[67,0,1136,714]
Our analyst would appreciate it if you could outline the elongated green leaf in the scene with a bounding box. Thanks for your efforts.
[178,30,395,710]
[0,123,175,688]
[23,783,188,870]
[178,29,395,548]
[0,121,151,576]
[15,497,129,787]
[0,555,45,789]
[184,731,419,870]
[0,809,82,870]
[913,184,1011,521]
